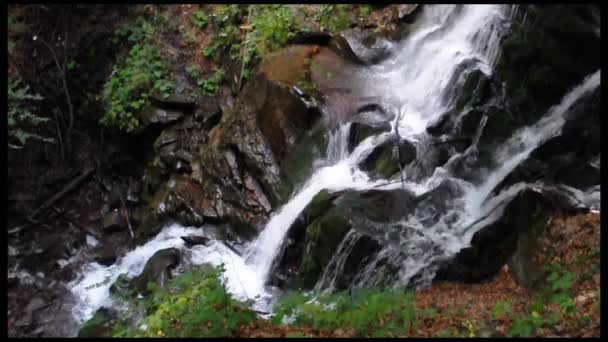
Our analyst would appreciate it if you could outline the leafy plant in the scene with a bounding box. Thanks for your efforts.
[491,300,512,320]
[117,264,258,337]
[101,17,174,132]
[192,10,208,29]
[462,319,479,337]
[272,288,417,337]
[197,68,225,96]
[8,78,54,149]
[359,5,372,18]
[249,5,296,59]
[317,5,351,33]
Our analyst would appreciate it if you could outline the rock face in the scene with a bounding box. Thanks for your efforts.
[133,248,181,296]
[493,86,600,195]
[434,189,548,283]
[271,188,417,290]
[360,137,417,179]
[496,5,600,127]
[181,235,210,247]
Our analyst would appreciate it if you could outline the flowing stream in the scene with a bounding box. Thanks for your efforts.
[67,4,600,330]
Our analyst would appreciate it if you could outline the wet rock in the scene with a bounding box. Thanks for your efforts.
[286,31,332,46]
[328,35,366,66]
[101,210,127,233]
[326,233,383,291]
[348,121,392,153]
[360,137,417,178]
[244,174,272,213]
[78,308,114,338]
[200,109,222,131]
[95,243,117,266]
[397,4,421,22]
[435,188,548,283]
[278,120,329,201]
[344,29,394,65]
[181,235,210,247]
[126,179,141,204]
[426,110,455,136]
[273,189,416,290]
[496,5,600,126]
[133,248,180,296]
[109,273,132,298]
[14,297,47,327]
[297,206,352,288]
[150,94,196,112]
[140,106,184,126]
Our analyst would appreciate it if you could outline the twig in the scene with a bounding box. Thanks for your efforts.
[119,194,134,240]
[30,166,95,219]
[237,5,254,92]
[36,35,74,158]
[394,106,405,188]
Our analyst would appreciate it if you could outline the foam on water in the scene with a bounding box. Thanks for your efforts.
[67,5,600,330]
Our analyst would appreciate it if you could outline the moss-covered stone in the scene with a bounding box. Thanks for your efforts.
[278,121,329,201]
[360,138,416,179]
[297,207,351,288]
[78,308,114,338]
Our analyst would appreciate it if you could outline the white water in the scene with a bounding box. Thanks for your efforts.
[67,4,600,329]
[68,4,512,324]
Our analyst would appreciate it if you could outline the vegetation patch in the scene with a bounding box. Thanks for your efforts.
[101,15,174,132]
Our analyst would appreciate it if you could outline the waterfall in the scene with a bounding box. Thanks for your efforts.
[66,4,599,330]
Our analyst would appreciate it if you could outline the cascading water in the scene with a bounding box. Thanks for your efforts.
[66,4,600,334]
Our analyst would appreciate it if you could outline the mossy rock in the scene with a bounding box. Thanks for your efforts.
[360,138,416,179]
[78,308,114,338]
[133,248,181,296]
[297,207,351,288]
[303,190,335,223]
[278,120,329,201]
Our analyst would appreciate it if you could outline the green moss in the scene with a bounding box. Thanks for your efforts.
[297,208,350,288]
[372,149,400,179]
[278,121,328,201]
[78,309,114,337]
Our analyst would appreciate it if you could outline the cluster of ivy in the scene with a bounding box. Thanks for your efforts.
[100,15,174,132]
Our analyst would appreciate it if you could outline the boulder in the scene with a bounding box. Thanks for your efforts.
[496,5,600,126]
[434,188,548,283]
[77,308,116,338]
[397,4,421,22]
[95,241,117,266]
[360,137,416,178]
[140,106,184,126]
[181,235,210,247]
[101,210,127,233]
[133,248,181,296]
[348,121,392,153]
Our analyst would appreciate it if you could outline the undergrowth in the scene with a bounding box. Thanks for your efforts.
[101,14,174,132]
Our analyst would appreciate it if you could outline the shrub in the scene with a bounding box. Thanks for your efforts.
[272,288,417,337]
[118,264,258,337]
[8,78,54,149]
[317,5,351,33]
[101,16,174,132]
[249,5,296,59]
[192,10,208,29]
